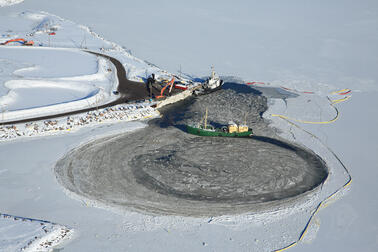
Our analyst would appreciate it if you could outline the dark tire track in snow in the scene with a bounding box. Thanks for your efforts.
[87,51,172,101]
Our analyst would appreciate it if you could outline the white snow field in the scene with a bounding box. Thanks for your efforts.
[0,46,120,123]
[0,10,172,81]
[0,1,377,252]
[0,213,72,251]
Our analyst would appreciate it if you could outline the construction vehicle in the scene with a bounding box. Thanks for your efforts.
[1,38,34,46]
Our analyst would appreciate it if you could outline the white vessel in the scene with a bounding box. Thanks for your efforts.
[194,66,223,95]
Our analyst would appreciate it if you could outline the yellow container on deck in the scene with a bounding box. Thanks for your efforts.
[238,125,249,133]
[228,122,238,133]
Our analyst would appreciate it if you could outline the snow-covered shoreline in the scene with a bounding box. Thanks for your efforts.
[0,212,73,252]
[0,102,159,141]
[261,88,353,251]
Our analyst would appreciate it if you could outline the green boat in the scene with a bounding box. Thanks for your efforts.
[186,108,253,137]
[187,124,253,137]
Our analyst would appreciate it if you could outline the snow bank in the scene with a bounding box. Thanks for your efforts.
[0,213,73,252]
[0,47,119,123]
[0,102,159,141]
[0,0,23,7]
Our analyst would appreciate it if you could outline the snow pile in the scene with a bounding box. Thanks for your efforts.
[0,213,73,252]
[0,0,23,7]
[0,103,158,140]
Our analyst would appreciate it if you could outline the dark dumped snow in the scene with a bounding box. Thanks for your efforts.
[55,82,328,217]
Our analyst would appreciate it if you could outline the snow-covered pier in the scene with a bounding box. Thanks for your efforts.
[0,103,159,140]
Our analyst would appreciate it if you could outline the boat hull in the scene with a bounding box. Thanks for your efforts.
[187,125,253,137]
[193,80,224,96]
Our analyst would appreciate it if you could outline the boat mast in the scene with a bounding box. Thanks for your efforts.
[204,108,208,129]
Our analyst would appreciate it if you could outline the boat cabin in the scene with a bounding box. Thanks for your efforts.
[228,121,238,133]
[238,125,249,133]
[228,121,249,133]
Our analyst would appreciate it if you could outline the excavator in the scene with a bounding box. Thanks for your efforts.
[1,38,34,46]
[156,77,175,99]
